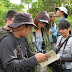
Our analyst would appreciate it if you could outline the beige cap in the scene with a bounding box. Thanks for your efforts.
[48,12,56,17]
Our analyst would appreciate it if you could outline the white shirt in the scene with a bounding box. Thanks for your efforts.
[56,36,72,69]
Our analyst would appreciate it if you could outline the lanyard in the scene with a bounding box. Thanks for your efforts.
[56,35,71,54]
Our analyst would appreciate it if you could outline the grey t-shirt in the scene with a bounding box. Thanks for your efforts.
[0,33,38,72]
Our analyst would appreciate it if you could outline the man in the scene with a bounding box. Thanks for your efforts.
[0,12,50,72]
[0,9,18,38]
[55,6,68,39]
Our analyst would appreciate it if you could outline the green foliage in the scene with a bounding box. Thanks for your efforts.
[21,0,32,4]
[27,0,44,19]
[0,8,7,26]
[0,0,24,27]
[54,17,59,25]
[21,0,32,9]
[68,16,72,27]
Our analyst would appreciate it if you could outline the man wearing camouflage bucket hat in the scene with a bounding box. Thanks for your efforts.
[0,12,50,72]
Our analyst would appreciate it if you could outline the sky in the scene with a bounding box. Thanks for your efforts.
[10,0,37,12]
[10,0,37,4]
[10,0,21,5]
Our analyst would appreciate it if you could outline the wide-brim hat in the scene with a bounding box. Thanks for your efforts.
[55,7,68,18]
[8,12,37,28]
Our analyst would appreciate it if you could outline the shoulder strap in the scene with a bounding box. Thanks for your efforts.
[41,28,43,38]
[56,35,71,54]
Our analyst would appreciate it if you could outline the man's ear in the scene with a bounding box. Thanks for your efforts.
[69,27,71,31]
[6,18,9,22]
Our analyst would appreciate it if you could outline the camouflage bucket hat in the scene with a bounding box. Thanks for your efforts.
[8,12,37,28]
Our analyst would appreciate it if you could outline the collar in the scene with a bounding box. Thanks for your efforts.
[57,16,66,22]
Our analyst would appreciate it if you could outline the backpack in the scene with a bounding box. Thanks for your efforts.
[0,33,21,72]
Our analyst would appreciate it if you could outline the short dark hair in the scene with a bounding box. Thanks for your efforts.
[6,9,18,19]
[58,19,71,29]
[58,19,71,34]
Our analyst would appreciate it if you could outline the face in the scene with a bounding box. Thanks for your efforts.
[56,9,63,17]
[21,25,32,37]
[37,22,46,29]
[50,16,55,21]
[59,27,70,38]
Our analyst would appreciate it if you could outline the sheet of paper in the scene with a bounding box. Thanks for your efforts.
[39,50,59,68]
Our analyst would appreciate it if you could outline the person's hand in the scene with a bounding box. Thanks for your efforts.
[35,53,50,63]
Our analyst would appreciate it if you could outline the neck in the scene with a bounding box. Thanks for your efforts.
[59,15,64,19]
[36,28,41,33]
[13,31,21,38]
[3,23,11,30]
[50,22,53,26]
[63,33,69,38]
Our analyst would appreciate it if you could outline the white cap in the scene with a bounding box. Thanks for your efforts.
[55,7,68,18]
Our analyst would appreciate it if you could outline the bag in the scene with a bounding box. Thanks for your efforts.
[49,60,63,72]
[52,35,57,43]
[0,33,21,72]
